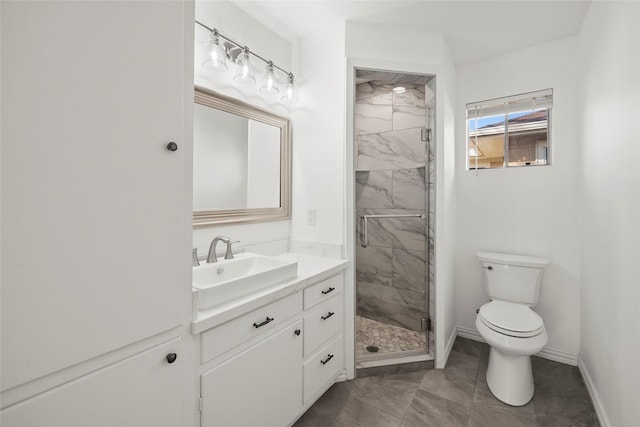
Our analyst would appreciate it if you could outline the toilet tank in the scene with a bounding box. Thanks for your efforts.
[477,251,550,306]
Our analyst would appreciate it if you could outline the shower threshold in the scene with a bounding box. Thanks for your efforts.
[356,350,434,369]
[355,315,433,369]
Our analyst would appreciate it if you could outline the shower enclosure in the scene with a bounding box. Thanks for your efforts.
[354,69,436,368]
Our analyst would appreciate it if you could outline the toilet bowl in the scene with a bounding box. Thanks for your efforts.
[476,300,547,406]
[475,251,550,406]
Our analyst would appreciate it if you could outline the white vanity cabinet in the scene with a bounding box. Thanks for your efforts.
[1,0,190,423]
[201,321,303,427]
[196,269,347,427]
[199,292,304,427]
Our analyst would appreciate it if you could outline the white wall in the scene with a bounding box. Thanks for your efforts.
[455,37,582,362]
[193,1,294,254]
[288,20,346,246]
[578,2,640,425]
[437,45,458,369]
[345,22,458,368]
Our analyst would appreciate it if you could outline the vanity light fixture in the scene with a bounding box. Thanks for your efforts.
[202,29,228,71]
[196,20,297,103]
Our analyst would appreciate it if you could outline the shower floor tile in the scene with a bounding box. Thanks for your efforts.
[356,315,426,356]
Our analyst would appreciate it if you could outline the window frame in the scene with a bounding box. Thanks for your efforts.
[466,89,553,170]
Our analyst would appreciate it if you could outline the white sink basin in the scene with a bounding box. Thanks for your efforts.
[193,253,298,311]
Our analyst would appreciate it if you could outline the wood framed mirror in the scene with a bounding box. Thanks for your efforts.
[193,87,291,226]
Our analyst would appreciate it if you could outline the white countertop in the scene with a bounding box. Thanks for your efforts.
[191,253,350,334]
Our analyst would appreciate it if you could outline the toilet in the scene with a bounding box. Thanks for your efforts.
[475,251,550,406]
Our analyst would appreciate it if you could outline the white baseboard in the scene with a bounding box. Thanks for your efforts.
[538,346,578,366]
[578,356,611,427]
[438,327,457,369]
[456,326,485,343]
[456,326,578,366]
[335,371,349,382]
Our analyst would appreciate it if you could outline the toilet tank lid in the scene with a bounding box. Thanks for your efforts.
[477,251,550,268]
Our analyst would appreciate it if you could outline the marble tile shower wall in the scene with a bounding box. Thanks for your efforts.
[355,80,435,341]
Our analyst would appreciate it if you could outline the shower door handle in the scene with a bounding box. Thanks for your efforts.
[360,215,369,247]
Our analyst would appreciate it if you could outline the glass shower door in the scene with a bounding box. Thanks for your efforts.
[353,68,434,364]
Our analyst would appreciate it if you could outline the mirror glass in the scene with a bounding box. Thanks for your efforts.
[193,87,291,226]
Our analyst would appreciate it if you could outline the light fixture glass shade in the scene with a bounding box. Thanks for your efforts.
[202,31,227,71]
[281,73,298,104]
[233,47,256,84]
[259,61,280,95]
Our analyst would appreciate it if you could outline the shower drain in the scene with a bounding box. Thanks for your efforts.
[365,345,380,353]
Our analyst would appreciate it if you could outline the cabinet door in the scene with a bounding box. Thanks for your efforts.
[1,339,182,427]
[1,1,185,390]
[201,321,303,427]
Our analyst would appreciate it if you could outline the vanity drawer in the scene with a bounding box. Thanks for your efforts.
[303,273,343,310]
[303,297,343,357]
[201,291,302,364]
[303,335,343,403]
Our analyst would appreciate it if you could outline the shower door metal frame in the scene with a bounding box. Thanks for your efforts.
[352,66,434,365]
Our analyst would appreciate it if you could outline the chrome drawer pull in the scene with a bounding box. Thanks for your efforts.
[320,354,334,365]
[321,287,335,295]
[253,316,274,328]
[321,311,335,321]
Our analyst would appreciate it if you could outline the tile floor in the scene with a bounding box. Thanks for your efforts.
[294,337,599,427]
[356,316,427,356]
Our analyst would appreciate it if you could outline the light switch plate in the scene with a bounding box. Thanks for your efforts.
[306,208,316,226]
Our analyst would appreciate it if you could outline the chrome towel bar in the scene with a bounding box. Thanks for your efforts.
[360,214,425,247]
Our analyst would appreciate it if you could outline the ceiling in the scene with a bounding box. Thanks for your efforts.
[233,0,591,64]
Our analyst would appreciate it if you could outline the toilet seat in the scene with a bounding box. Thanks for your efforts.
[478,300,544,338]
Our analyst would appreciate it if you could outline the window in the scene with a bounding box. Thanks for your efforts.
[466,89,552,170]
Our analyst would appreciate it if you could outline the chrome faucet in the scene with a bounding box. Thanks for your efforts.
[207,236,231,263]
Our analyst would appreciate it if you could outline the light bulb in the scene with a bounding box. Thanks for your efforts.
[233,47,256,84]
[202,30,227,71]
[280,73,298,104]
[259,61,279,95]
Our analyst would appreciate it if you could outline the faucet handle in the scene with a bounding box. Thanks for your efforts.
[224,241,240,260]
[192,248,200,266]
